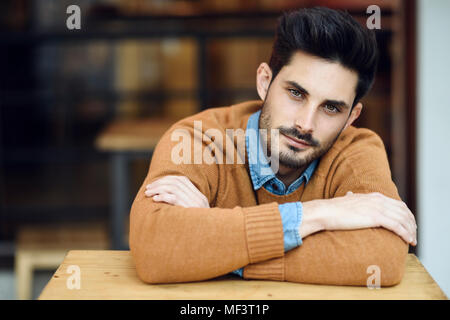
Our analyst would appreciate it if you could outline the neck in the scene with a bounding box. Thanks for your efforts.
[275,164,307,188]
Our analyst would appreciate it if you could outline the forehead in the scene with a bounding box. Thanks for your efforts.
[276,51,358,102]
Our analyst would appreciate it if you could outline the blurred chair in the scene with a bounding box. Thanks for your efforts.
[15,222,108,300]
[95,116,178,250]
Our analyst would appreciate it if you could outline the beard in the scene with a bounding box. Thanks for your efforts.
[259,99,346,170]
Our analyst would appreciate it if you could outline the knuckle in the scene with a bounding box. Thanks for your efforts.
[165,195,175,203]
[375,201,386,213]
[159,194,168,200]
[370,215,380,226]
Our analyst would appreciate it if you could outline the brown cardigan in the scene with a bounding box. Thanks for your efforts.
[129,100,408,286]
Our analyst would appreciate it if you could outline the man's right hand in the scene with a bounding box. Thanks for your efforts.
[300,191,417,246]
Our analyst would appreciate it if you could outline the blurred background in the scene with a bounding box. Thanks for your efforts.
[0,0,448,299]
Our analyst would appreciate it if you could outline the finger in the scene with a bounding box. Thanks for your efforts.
[149,176,208,207]
[152,193,178,206]
[390,203,417,243]
[146,184,187,200]
[146,183,169,197]
[145,189,162,197]
[391,206,416,244]
[161,176,205,203]
[146,176,205,208]
[156,176,205,207]
[146,176,174,189]
[153,192,193,208]
[370,193,417,242]
[146,175,184,188]
[165,180,202,206]
[378,215,414,245]
[386,197,417,230]
[175,176,208,205]
[375,202,416,245]
[403,204,417,230]
[365,197,413,244]
[399,205,417,243]
[147,182,200,207]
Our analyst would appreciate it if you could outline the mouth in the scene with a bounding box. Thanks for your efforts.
[282,133,311,149]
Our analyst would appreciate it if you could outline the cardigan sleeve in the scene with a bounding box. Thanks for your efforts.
[129,123,285,284]
[243,129,409,286]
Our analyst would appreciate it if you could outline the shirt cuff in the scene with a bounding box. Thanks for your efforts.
[230,268,243,277]
[278,202,303,252]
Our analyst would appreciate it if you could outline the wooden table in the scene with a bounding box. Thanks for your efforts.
[15,223,108,300]
[95,117,178,249]
[39,250,448,300]
[95,117,179,152]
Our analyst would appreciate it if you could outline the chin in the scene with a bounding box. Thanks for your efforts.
[278,152,311,169]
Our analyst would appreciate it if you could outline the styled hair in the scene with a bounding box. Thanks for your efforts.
[269,7,379,107]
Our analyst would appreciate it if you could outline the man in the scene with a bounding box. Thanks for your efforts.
[129,7,417,286]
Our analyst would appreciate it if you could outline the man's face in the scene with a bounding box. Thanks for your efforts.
[258,51,361,170]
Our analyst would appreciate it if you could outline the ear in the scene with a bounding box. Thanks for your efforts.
[256,62,273,101]
[343,102,363,130]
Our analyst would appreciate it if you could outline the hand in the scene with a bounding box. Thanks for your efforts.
[301,191,417,246]
[144,175,210,208]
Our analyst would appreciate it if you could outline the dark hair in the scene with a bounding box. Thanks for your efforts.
[269,7,379,107]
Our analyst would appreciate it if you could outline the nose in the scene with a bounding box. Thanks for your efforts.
[294,102,316,134]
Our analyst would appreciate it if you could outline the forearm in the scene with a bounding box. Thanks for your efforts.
[130,188,285,284]
[242,130,412,285]
[244,228,408,286]
[243,199,409,286]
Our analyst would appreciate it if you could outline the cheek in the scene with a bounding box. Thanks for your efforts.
[263,94,286,126]
[271,95,299,125]
[316,119,345,145]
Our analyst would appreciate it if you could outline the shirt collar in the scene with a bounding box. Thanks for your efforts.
[245,109,318,192]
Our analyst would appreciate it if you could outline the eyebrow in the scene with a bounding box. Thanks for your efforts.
[284,80,351,110]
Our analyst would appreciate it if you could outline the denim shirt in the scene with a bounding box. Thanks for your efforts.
[231,110,318,277]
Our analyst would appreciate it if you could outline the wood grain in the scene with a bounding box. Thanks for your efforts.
[38,251,447,300]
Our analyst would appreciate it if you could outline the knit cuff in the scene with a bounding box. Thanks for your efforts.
[242,202,284,264]
[243,256,285,281]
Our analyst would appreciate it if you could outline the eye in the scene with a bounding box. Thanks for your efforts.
[324,104,340,113]
[288,88,303,98]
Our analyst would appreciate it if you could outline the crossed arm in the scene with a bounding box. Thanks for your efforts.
[129,127,415,286]
[145,175,416,246]
[142,174,415,286]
